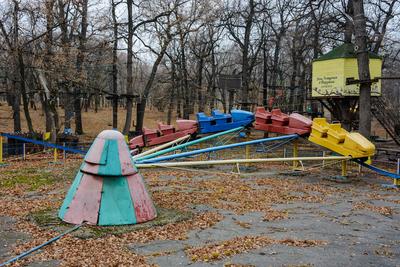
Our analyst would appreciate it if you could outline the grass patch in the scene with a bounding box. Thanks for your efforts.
[30,208,63,226]
[0,162,80,191]
[30,207,193,239]
[0,168,56,191]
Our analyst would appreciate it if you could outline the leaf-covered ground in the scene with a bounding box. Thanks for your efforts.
[0,157,399,266]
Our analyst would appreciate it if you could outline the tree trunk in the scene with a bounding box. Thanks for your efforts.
[197,56,204,112]
[42,98,52,132]
[11,1,21,132]
[179,33,190,119]
[344,0,354,43]
[94,93,99,113]
[271,33,282,98]
[353,0,371,138]
[297,64,306,112]
[240,0,255,111]
[228,90,235,112]
[177,85,182,118]
[58,0,73,131]
[11,86,21,132]
[17,51,33,132]
[167,86,175,125]
[35,69,58,142]
[74,0,88,135]
[45,0,58,141]
[123,0,134,134]
[135,34,171,132]
[262,40,268,107]
[167,61,177,124]
[209,47,217,110]
[112,0,119,129]
[11,0,33,132]
[289,36,297,112]
[221,87,227,113]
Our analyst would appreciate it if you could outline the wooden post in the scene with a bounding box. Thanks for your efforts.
[293,140,298,169]
[54,148,58,162]
[341,160,347,176]
[236,163,241,174]
[245,145,250,167]
[0,136,3,164]
[23,143,26,160]
[395,159,400,187]
[63,142,67,161]
[322,151,325,168]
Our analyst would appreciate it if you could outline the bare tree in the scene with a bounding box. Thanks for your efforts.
[0,15,21,132]
[353,0,371,137]
[122,1,175,134]
[122,0,135,134]
[366,0,400,54]
[224,0,265,111]
[134,19,173,132]
[0,1,34,132]
[111,0,120,129]
[73,0,88,134]
[267,0,295,99]
[57,0,74,132]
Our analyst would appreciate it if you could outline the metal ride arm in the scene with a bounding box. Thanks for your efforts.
[135,156,351,168]
[354,159,400,179]
[133,126,245,162]
[132,135,191,160]
[136,134,299,164]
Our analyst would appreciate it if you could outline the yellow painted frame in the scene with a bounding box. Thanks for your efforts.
[312,58,382,97]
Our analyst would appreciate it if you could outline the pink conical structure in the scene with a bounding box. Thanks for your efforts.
[59,130,157,226]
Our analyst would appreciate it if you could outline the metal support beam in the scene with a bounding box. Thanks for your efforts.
[341,160,347,176]
[245,145,250,167]
[293,140,299,169]
[136,134,299,164]
[135,156,351,168]
[132,135,191,160]
[134,126,245,162]
[0,136,3,164]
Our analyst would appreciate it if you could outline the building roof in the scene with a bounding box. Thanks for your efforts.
[314,43,381,61]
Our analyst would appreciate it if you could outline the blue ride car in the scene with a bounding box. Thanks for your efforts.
[196,109,255,134]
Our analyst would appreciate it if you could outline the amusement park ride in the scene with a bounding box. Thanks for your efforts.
[0,43,398,231]
[53,107,380,227]
[129,107,375,160]
[1,43,400,266]
[129,120,197,149]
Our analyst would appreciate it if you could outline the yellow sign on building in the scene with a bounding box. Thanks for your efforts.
[312,43,382,98]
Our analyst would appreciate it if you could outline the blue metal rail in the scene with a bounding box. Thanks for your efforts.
[354,159,400,179]
[0,133,87,155]
[0,224,82,266]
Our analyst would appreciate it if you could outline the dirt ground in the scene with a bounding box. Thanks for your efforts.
[0,103,197,141]
[0,156,399,267]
